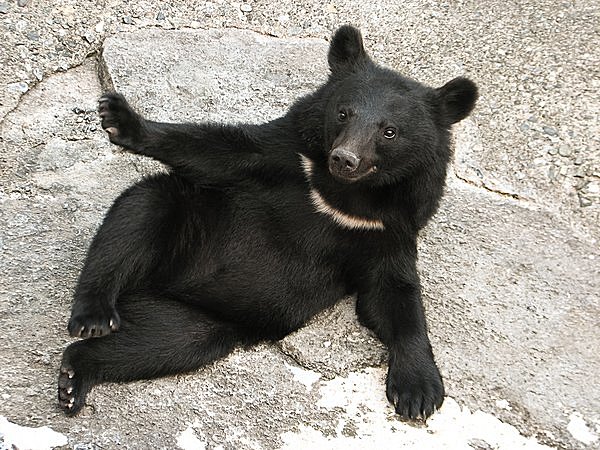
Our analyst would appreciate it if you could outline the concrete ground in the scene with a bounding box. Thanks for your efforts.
[1,1,599,449]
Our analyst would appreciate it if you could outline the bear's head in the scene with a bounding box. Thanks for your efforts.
[298,25,478,189]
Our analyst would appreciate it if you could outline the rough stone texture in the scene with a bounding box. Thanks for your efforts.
[279,297,387,379]
[1,5,599,450]
[422,178,600,447]
[2,1,598,235]
[101,28,329,123]
[440,2,600,240]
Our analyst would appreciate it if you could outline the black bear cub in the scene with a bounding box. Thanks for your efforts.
[58,25,477,419]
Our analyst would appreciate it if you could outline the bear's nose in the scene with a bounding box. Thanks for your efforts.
[329,148,361,173]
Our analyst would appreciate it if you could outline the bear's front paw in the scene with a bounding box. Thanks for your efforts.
[98,93,144,150]
[386,359,444,420]
[68,303,120,339]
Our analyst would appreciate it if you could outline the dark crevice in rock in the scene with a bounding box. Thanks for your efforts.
[451,169,526,201]
[97,48,115,93]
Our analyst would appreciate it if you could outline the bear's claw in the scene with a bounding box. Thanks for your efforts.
[68,304,120,339]
[58,364,87,416]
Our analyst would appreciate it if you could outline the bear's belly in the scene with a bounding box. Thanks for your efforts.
[165,184,354,337]
[194,250,347,338]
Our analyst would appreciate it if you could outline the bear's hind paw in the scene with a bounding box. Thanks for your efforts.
[58,364,89,416]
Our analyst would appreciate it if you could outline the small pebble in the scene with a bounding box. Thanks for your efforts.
[543,126,558,136]
[527,140,538,150]
[15,20,27,32]
[574,167,587,179]
[574,156,583,165]
[558,145,572,157]
[26,31,39,41]
[83,31,95,44]
[17,0,30,6]
[574,178,587,189]
[579,196,592,207]
[156,11,165,20]
[33,68,43,81]
[7,81,29,93]
[587,182,600,194]
[240,3,252,12]
[0,3,9,14]
[122,16,133,24]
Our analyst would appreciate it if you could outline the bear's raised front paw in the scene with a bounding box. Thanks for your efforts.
[386,361,444,420]
[98,92,143,149]
[68,304,120,339]
[58,363,89,416]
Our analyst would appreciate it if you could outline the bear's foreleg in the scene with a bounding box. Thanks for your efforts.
[98,93,258,178]
[355,257,444,420]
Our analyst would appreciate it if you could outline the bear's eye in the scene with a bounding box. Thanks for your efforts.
[338,111,348,122]
[383,128,396,139]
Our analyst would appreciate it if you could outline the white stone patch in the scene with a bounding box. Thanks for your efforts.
[495,399,512,410]
[0,416,67,450]
[285,363,321,392]
[281,368,554,449]
[176,425,206,450]
[567,413,598,445]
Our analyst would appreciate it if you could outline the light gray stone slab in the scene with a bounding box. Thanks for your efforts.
[422,178,600,448]
[101,28,329,123]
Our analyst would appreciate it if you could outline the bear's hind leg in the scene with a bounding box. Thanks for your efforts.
[69,175,192,338]
[59,292,242,415]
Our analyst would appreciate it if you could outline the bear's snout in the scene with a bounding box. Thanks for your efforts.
[329,148,361,177]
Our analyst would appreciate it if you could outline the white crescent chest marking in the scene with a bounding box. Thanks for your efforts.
[299,154,386,231]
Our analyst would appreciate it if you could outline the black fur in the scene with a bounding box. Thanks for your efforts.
[58,25,478,419]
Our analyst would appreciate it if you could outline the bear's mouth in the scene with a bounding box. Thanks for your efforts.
[329,164,378,183]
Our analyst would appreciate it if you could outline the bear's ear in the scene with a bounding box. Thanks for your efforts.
[434,77,478,125]
[328,25,369,73]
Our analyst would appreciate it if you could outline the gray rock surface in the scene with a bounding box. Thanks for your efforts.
[1,3,599,450]
[100,28,329,123]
